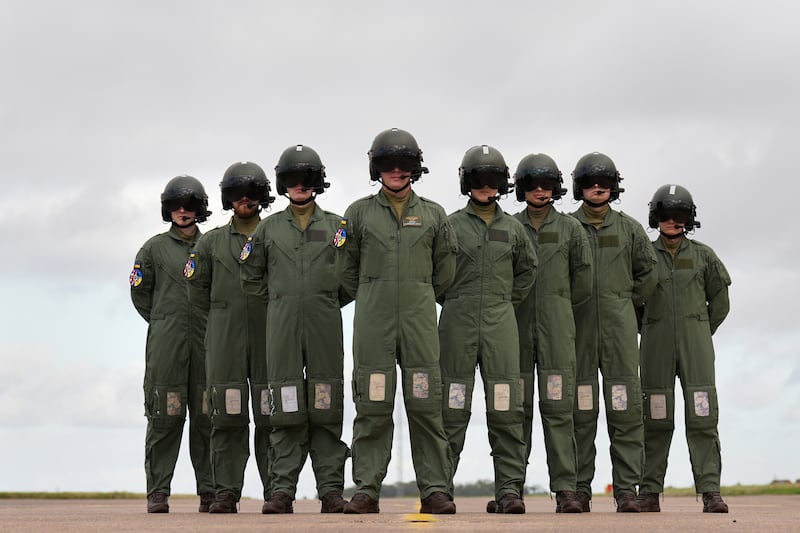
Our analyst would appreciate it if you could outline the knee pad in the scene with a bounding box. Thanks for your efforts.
[307,377,344,426]
[643,387,674,431]
[538,368,575,416]
[209,382,250,428]
[573,379,599,424]
[268,379,309,427]
[485,377,523,418]
[402,366,443,414]
[146,384,187,428]
[684,385,719,429]
[603,377,643,424]
[352,367,396,416]
[250,382,272,429]
[442,374,475,423]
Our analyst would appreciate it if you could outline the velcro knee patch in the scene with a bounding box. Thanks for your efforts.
[538,368,575,414]
[403,366,443,413]
[210,383,250,427]
[685,385,719,428]
[353,368,396,415]
[147,384,187,428]
[269,379,309,427]
[442,375,475,416]
[308,377,344,425]
[643,387,674,429]
[574,380,599,420]
[603,378,642,422]
[486,378,522,413]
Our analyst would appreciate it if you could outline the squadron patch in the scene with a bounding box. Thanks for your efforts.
[402,215,422,227]
[333,218,347,248]
[184,252,196,278]
[240,237,253,262]
[129,264,143,287]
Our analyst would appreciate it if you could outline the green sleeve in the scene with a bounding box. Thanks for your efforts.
[631,223,658,307]
[511,225,537,307]
[432,213,458,301]
[706,252,732,335]
[130,245,153,322]
[336,208,360,301]
[569,223,593,307]
[186,234,211,313]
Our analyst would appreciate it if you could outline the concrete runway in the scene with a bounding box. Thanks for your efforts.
[0,495,798,532]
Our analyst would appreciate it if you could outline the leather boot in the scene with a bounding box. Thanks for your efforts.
[702,492,729,513]
[615,492,641,513]
[343,492,379,514]
[208,491,238,514]
[198,493,214,513]
[320,490,347,513]
[495,493,525,514]
[262,492,294,514]
[637,492,661,512]
[555,490,583,513]
[420,491,456,514]
[147,492,169,513]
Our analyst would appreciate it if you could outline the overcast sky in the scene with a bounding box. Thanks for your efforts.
[1,1,798,499]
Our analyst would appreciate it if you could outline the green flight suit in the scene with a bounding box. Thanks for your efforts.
[513,207,592,493]
[186,218,272,501]
[570,207,657,497]
[130,224,213,497]
[239,204,351,500]
[337,189,458,501]
[439,202,536,500]
[640,236,731,494]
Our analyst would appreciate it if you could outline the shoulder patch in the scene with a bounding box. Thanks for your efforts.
[129,263,143,287]
[333,218,347,248]
[402,215,422,227]
[239,236,253,262]
[184,252,196,278]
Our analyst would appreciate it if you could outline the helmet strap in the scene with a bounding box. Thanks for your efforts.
[583,198,610,208]
[469,194,498,207]
[526,199,554,209]
[659,229,685,240]
[379,177,411,194]
[288,194,315,206]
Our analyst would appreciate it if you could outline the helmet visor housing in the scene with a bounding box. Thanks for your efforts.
[221,181,267,206]
[464,170,509,191]
[278,169,325,190]
[371,156,420,174]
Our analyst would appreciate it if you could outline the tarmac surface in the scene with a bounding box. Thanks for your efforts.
[0,495,798,532]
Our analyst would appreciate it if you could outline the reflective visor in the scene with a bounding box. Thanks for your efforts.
[578,176,616,190]
[223,184,262,203]
[279,170,320,189]
[163,196,203,212]
[466,171,507,190]
[372,156,418,173]
[517,176,557,192]
[656,209,690,224]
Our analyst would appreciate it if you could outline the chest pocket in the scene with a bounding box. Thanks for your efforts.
[488,229,513,264]
[359,223,392,281]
